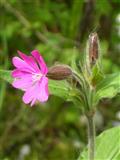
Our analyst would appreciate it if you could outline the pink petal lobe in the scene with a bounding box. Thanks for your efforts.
[12,74,32,91]
[18,50,40,73]
[22,88,34,104]
[31,50,48,74]
[12,57,34,73]
[37,76,49,102]
[22,76,49,106]
[12,69,30,78]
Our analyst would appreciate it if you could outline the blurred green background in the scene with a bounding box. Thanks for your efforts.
[0,0,120,160]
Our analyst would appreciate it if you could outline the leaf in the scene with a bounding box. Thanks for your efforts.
[95,73,120,103]
[91,64,104,85]
[0,70,78,101]
[78,126,120,160]
[0,70,13,84]
[49,79,74,101]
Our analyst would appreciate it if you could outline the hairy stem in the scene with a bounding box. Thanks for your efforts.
[86,114,95,160]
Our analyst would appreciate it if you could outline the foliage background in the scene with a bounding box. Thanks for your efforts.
[0,0,120,160]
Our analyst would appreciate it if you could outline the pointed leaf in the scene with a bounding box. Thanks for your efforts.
[78,127,120,160]
[95,73,120,103]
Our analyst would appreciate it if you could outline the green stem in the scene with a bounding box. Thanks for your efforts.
[86,114,95,160]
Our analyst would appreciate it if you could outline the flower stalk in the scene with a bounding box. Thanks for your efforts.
[86,113,95,160]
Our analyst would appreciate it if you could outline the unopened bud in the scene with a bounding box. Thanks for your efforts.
[47,65,72,80]
[88,32,99,66]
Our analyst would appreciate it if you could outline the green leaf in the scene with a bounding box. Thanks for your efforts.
[0,70,78,101]
[0,70,13,84]
[49,79,75,101]
[95,73,120,103]
[78,126,120,160]
[91,64,104,85]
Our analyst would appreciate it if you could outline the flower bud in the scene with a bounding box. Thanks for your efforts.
[47,65,72,80]
[88,32,99,66]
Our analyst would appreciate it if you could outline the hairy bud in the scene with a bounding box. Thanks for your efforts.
[47,65,72,80]
[88,32,99,66]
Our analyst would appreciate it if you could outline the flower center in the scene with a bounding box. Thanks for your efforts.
[32,73,43,82]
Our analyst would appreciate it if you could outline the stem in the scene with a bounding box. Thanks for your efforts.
[86,114,95,160]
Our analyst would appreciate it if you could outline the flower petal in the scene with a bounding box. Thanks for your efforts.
[12,69,30,78]
[12,57,35,73]
[12,74,33,91]
[18,50,40,73]
[31,50,48,74]
[22,76,49,106]
[37,76,49,102]
[22,88,34,104]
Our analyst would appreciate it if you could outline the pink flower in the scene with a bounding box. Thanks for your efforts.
[12,50,49,106]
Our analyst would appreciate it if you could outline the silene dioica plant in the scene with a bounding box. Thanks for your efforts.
[0,33,120,160]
